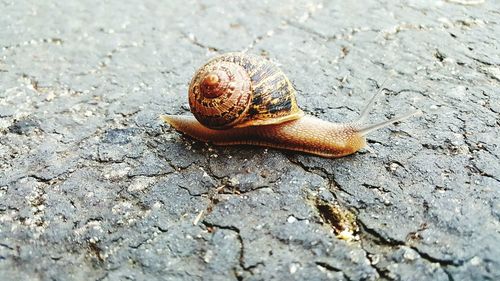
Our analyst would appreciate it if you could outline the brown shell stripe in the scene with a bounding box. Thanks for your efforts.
[224,54,300,123]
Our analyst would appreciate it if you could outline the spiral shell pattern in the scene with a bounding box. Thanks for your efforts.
[188,53,303,129]
[189,61,252,129]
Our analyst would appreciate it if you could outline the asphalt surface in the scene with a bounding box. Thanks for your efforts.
[1,0,499,280]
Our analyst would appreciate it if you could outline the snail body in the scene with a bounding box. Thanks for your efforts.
[163,114,365,158]
[163,53,419,158]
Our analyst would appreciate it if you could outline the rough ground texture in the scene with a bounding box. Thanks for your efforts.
[1,0,499,280]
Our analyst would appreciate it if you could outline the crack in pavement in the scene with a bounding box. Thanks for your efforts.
[2,37,63,50]
[201,221,262,278]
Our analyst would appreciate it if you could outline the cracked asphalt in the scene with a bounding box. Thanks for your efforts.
[1,0,499,280]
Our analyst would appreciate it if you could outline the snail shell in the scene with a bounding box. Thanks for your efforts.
[162,52,420,158]
[188,53,304,129]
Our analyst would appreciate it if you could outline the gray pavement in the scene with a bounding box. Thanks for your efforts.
[1,0,499,280]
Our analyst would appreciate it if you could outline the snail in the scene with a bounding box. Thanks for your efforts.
[162,52,420,158]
